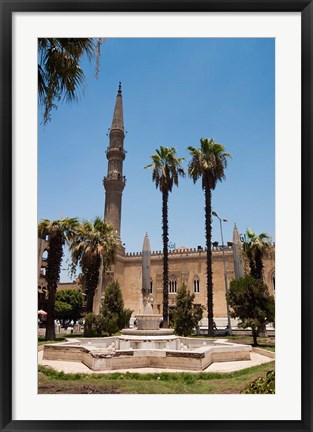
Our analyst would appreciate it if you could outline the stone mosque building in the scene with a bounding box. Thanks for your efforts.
[93,84,275,322]
[38,84,275,325]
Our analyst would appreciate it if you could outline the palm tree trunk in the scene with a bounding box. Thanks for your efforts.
[97,255,104,314]
[85,257,101,313]
[253,250,267,336]
[254,248,264,281]
[86,291,94,313]
[45,286,56,340]
[45,234,63,341]
[205,187,215,336]
[162,189,169,328]
[257,322,268,337]
[252,327,258,346]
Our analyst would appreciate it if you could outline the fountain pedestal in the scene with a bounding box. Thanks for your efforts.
[136,313,161,330]
[121,313,174,336]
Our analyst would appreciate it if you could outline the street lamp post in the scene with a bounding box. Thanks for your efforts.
[212,211,232,336]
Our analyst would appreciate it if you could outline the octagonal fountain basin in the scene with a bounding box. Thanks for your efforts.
[42,336,252,372]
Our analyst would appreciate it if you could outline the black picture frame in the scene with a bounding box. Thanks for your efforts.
[1,1,312,431]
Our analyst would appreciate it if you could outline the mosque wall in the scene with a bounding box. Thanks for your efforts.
[108,247,274,319]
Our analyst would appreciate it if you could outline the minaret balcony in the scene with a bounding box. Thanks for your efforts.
[103,174,126,191]
[106,146,126,160]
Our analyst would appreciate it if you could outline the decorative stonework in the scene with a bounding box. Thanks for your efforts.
[181,271,189,286]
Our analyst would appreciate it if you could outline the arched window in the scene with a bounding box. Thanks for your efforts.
[272,272,275,294]
[42,250,48,261]
[193,276,200,293]
[169,276,177,294]
[149,278,153,294]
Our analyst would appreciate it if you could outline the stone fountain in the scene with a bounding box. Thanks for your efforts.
[121,296,174,336]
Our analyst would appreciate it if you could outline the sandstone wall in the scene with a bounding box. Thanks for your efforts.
[94,248,275,319]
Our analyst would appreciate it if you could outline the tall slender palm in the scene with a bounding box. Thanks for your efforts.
[145,147,185,328]
[38,38,103,124]
[38,218,79,340]
[69,217,118,313]
[242,229,272,281]
[188,138,231,336]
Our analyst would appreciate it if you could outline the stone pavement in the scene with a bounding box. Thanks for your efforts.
[38,350,274,374]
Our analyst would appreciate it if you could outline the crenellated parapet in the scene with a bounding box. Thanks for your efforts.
[125,244,234,258]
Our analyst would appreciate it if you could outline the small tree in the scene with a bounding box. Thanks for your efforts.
[55,301,73,321]
[101,281,132,335]
[84,313,106,337]
[55,289,83,321]
[227,276,275,345]
[172,285,204,336]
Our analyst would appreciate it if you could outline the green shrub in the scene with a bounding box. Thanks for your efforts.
[172,285,204,336]
[83,282,133,337]
[84,313,107,337]
[102,313,119,335]
[227,276,275,345]
[55,289,83,321]
[240,370,275,394]
[101,281,133,334]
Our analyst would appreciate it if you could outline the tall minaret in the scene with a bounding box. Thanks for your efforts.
[103,83,126,236]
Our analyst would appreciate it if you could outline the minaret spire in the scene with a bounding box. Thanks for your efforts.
[111,82,124,132]
[232,223,244,278]
[103,84,126,236]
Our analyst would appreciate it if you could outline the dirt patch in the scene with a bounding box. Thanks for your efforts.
[38,381,120,394]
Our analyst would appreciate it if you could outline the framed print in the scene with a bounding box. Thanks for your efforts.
[0,0,312,431]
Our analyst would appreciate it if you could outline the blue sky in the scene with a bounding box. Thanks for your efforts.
[38,38,275,282]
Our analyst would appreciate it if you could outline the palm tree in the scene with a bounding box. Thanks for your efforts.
[241,229,273,336]
[38,38,103,124]
[38,218,79,340]
[242,228,272,281]
[145,147,185,328]
[188,138,231,336]
[69,217,118,313]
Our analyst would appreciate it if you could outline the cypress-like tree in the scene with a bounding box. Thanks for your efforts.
[172,285,204,336]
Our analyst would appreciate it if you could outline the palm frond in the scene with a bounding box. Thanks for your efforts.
[145,146,185,193]
[187,138,231,190]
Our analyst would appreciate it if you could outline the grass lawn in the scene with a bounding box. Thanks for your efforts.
[38,361,275,394]
[213,335,275,351]
[38,333,83,345]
